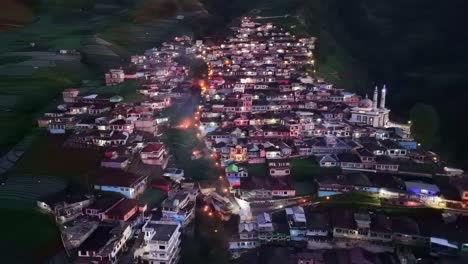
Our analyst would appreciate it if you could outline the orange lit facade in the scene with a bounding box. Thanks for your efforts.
[230,145,247,162]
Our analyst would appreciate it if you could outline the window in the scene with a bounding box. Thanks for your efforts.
[159,245,165,250]
[358,230,368,236]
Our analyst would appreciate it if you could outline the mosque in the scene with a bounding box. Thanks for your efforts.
[349,86,390,128]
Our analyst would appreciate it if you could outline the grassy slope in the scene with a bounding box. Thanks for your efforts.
[0,207,61,264]
[0,3,160,261]
[10,135,102,185]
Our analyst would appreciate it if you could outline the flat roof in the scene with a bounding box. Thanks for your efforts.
[145,222,178,242]
[78,225,114,251]
[93,169,147,188]
[405,181,440,192]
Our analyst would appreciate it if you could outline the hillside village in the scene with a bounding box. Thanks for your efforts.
[29,17,468,263]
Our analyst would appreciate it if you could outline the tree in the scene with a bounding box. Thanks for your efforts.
[410,103,440,147]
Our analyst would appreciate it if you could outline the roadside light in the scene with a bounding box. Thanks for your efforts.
[326,196,330,200]
[223,188,228,193]
[208,212,213,216]
[219,176,223,180]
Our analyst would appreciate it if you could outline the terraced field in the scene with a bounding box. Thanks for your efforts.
[0,175,67,208]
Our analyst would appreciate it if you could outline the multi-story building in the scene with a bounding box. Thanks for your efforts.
[161,190,196,226]
[135,220,181,264]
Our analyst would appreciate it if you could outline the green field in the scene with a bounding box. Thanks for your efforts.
[0,207,61,264]
[398,161,439,175]
[10,134,102,187]
[290,157,341,181]
[161,126,221,181]
[319,192,380,205]
[245,163,268,177]
[138,187,167,207]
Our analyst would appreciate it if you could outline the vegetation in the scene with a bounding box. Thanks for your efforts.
[290,157,340,182]
[398,161,439,175]
[180,206,231,264]
[160,95,222,181]
[245,163,268,177]
[138,187,166,207]
[319,192,380,205]
[10,134,102,187]
[0,208,61,264]
[0,67,81,151]
[410,104,440,148]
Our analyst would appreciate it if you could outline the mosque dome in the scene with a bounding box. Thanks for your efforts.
[358,98,373,109]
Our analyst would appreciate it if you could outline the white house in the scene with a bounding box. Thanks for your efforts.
[135,220,181,264]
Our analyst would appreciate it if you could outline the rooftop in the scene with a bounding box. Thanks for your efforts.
[78,225,115,252]
[93,169,147,188]
[144,222,179,242]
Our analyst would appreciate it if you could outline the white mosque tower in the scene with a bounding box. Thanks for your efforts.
[380,85,387,109]
[373,86,379,110]
[349,85,390,127]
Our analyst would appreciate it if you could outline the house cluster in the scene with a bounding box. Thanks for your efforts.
[35,35,206,199]
[38,188,190,264]
[195,18,467,205]
[37,191,148,263]
[35,35,205,264]
[315,172,468,209]
[230,205,468,260]
[197,17,468,262]
[196,16,461,177]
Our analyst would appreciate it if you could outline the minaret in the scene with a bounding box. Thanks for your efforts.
[380,85,387,109]
[372,86,378,110]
